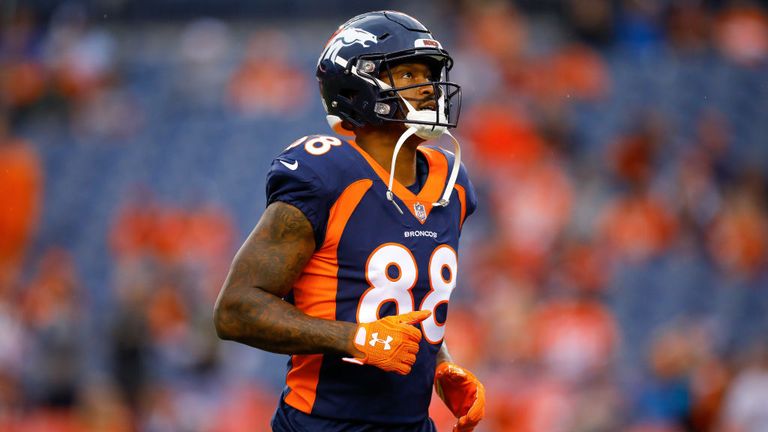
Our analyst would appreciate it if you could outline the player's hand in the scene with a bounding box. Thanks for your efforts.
[435,362,486,432]
[342,310,431,375]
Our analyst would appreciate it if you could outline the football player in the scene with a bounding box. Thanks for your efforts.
[214,10,485,431]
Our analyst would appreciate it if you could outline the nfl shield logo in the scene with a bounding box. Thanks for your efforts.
[414,202,427,222]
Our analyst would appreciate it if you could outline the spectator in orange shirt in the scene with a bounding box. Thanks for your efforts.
[227,30,309,117]
[0,111,43,288]
[708,170,768,279]
[598,187,679,262]
[599,115,678,262]
[714,4,768,66]
[528,292,618,383]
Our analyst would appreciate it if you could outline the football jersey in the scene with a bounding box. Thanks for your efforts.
[266,134,477,424]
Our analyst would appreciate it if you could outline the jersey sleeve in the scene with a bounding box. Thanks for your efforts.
[265,151,336,249]
[462,167,477,220]
[459,163,478,222]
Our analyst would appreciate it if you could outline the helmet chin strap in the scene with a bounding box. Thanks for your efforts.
[385,93,462,214]
[385,126,417,215]
[432,130,461,207]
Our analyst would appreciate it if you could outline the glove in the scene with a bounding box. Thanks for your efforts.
[342,310,431,375]
[435,362,486,432]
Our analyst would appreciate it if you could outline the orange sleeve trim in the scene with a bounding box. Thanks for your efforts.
[455,184,467,230]
[284,178,372,414]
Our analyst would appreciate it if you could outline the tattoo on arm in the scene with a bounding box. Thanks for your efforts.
[213,202,356,356]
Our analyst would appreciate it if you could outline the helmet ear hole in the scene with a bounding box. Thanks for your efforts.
[339,88,358,103]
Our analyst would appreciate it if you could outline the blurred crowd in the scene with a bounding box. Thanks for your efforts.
[2,0,768,431]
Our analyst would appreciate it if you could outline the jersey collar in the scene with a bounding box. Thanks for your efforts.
[347,140,448,224]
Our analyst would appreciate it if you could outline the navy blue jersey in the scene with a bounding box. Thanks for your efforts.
[266,135,477,424]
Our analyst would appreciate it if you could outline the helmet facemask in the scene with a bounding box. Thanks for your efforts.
[351,53,462,138]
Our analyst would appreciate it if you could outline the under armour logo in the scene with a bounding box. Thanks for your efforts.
[369,332,393,350]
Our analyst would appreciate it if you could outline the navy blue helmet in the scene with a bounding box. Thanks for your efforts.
[316,11,461,135]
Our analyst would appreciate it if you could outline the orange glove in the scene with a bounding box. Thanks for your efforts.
[435,362,485,432]
[342,310,431,375]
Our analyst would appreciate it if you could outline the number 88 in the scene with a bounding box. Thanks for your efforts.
[357,243,457,344]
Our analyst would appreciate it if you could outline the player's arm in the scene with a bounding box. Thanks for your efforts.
[213,201,358,355]
[213,201,428,375]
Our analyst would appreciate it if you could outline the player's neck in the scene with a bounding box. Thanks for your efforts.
[356,127,424,187]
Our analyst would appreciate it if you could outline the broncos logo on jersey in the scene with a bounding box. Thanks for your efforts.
[319,27,378,65]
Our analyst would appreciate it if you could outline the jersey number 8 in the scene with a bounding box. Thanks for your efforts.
[357,243,457,344]
[285,135,342,155]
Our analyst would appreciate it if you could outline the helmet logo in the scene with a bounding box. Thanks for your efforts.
[319,27,378,65]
